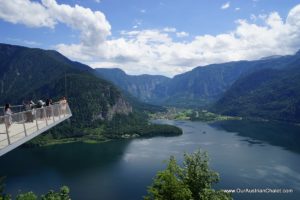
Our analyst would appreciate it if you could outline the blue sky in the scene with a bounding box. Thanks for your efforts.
[1,0,300,76]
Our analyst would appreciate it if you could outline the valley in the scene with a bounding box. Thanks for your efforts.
[1,43,300,200]
[1,1,300,199]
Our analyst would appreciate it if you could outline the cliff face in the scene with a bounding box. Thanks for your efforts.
[95,68,170,103]
[108,98,132,120]
[97,97,132,120]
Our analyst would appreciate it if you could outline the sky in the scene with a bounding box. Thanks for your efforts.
[0,0,300,77]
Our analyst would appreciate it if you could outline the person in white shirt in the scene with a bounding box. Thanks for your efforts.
[4,104,13,131]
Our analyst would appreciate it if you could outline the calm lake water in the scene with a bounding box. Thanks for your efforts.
[1,120,300,200]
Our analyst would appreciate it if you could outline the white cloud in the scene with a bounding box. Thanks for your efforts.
[163,27,177,32]
[176,31,189,37]
[221,2,230,10]
[235,7,240,11]
[1,1,300,77]
[0,0,111,47]
[140,9,146,13]
[132,19,142,29]
[250,14,257,21]
[0,0,55,28]
[59,4,300,77]
[42,0,111,46]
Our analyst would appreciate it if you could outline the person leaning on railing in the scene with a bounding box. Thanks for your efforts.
[60,97,67,115]
[24,101,34,122]
[46,99,53,119]
[4,104,13,132]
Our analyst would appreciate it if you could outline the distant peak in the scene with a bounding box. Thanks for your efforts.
[96,68,127,76]
[259,55,282,60]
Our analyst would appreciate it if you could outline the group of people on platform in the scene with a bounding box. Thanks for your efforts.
[3,97,68,132]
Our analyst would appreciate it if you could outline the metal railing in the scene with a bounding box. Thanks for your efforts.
[0,103,71,149]
[0,105,24,116]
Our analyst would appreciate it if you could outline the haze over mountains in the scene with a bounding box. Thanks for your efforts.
[214,56,300,123]
[0,43,170,143]
[95,68,170,103]
[1,42,300,124]
[96,50,300,123]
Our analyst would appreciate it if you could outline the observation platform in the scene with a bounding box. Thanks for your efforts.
[0,103,72,157]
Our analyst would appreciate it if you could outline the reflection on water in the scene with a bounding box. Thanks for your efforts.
[0,120,300,200]
[211,120,300,153]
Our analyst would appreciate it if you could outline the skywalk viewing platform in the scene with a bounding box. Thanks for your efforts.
[0,103,72,157]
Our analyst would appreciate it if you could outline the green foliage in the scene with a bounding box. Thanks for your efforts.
[144,156,192,200]
[0,43,180,146]
[0,177,4,196]
[11,186,70,200]
[144,150,232,200]
[214,66,300,123]
[182,151,220,200]
[151,108,240,122]
[1,179,70,200]
[41,186,70,200]
[16,192,37,200]
[0,177,10,200]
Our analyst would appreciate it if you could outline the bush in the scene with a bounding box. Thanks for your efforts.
[144,150,232,200]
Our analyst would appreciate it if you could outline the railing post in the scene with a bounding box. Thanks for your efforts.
[4,117,11,145]
[22,112,27,136]
[58,105,61,120]
[35,109,39,130]
[52,106,55,122]
[63,104,66,117]
[44,107,48,126]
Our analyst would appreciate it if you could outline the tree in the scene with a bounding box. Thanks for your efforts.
[41,186,70,200]
[0,177,10,200]
[144,150,232,200]
[182,150,220,200]
[16,192,37,200]
[0,185,70,200]
[144,156,192,200]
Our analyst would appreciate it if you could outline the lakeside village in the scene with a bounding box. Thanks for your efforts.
[150,107,242,122]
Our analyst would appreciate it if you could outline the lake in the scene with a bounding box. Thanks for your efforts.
[0,120,300,200]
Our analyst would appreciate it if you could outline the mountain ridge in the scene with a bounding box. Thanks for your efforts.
[96,50,300,108]
[213,65,300,123]
[0,43,179,145]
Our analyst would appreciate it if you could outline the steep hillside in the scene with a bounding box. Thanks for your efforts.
[95,68,170,103]
[95,51,300,108]
[213,65,300,123]
[159,52,300,107]
[0,43,180,144]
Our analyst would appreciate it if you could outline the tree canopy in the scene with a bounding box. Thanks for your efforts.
[144,150,232,200]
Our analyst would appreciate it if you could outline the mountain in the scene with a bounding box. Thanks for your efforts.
[95,68,170,103]
[213,64,300,123]
[0,43,131,119]
[158,52,300,107]
[96,51,300,108]
[0,43,179,144]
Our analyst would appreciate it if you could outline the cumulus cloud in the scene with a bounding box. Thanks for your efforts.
[0,0,55,27]
[176,31,189,37]
[163,27,177,32]
[0,0,111,47]
[221,2,230,10]
[58,4,300,76]
[1,1,300,77]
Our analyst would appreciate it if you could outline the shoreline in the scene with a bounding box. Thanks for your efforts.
[25,123,183,147]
